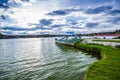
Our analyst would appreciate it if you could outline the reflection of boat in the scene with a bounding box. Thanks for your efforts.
[55,37,81,46]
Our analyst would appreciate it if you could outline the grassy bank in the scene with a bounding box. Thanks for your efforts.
[74,43,120,80]
[93,39,120,43]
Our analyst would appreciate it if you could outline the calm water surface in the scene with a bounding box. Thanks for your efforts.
[0,38,97,80]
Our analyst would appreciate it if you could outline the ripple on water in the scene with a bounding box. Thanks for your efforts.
[0,38,97,80]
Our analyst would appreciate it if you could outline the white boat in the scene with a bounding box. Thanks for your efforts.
[55,37,81,46]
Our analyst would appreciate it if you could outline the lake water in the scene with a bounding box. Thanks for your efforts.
[0,38,97,80]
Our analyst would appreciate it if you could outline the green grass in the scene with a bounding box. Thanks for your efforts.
[93,39,120,43]
[74,43,120,80]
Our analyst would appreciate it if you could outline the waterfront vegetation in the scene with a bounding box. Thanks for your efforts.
[93,39,120,43]
[74,43,120,80]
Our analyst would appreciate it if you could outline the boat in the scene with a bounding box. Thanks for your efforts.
[55,36,81,46]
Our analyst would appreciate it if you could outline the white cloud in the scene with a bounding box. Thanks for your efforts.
[0,0,120,35]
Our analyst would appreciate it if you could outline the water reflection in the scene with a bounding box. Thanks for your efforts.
[0,38,97,80]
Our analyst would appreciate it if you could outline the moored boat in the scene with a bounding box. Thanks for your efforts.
[55,36,81,46]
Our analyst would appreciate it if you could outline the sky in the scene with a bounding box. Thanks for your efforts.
[0,0,120,35]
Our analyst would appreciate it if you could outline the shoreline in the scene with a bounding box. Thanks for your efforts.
[74,43,120,80]
[55,39,120,80]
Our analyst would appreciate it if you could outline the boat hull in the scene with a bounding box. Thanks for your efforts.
[55,40,76,46]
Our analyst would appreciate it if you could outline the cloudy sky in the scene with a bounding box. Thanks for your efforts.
[0,0,120,35]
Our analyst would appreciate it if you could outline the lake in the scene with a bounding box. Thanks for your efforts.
[0,38,97,80]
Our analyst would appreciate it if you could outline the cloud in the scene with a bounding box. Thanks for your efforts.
[113,0,120,8]
[0,15,6,20]
[39,19,53,26]
[47,10,69,16]
[51,24,64,28]
[86,22,99,28]
[0,0,120,34]
[85,6,112,14]
[0,0,8,4]
[0,3,9,8]
[109,9,120,15]
[47,5,113,16]
[7,0,37,8]
[1,26,53,33]
[47,8,82,16]
[1,27,33,31]
[39,4,120,34]
[63,0,113,8]
[21,0,30,2]
[0,14,16,27]
[0,0,34,8]
[0,0,9,8]
[107,17,120,24]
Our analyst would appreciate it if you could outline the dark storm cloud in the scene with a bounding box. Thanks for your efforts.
[85,6,112,14]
